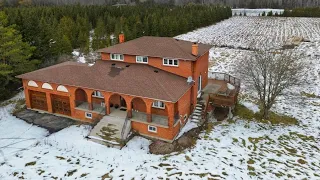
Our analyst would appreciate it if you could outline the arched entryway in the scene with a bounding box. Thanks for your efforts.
[131,97,147,121]
[109,94,127,118]
[132,97,146,112]
[75,88,88,109]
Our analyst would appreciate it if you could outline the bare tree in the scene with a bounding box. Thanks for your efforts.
[237,50,305,119]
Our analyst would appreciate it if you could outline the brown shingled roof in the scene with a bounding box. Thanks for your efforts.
[17,60,191,102]
[97,36,212,61]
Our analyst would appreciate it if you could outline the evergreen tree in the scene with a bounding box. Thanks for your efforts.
[92,17,108,51]
[58,16,76,48]
[0,11,38,100]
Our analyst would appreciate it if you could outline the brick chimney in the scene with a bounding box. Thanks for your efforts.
[119,33,125,43]
[192,42,198,56]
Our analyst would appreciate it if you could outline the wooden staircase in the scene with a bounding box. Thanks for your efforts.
[191,92,209,125]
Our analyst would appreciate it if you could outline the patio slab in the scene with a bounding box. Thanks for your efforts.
[15,109,83,133]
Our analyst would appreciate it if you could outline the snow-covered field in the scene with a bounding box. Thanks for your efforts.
[232,9,284,16]
[177,16,320,50]
[0,16,320,179]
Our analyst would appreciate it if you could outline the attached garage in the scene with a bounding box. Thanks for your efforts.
[51,94,71,116]
[29,90,48,111]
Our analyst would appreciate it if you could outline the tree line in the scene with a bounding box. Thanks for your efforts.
[1,0,320,8]
[0,4,231,101]
[283,7,320,17]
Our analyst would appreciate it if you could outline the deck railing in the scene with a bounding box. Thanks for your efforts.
[209,72,241,87]
[75,100,106,114]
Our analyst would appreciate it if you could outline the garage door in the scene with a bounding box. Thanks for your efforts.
[51,95,71,116]
[30,90,48,111]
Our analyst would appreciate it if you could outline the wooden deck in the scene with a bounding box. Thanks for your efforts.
[204,72,240,108]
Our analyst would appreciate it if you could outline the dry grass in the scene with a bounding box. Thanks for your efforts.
[234,104,298,125]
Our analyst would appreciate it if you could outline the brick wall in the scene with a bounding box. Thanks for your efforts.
[177,88,192,125]
[101,53,193,78]
[191,51,209,109]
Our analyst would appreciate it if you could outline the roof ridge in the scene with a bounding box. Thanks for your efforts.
[172,38,195,59]
[152,68,176,102]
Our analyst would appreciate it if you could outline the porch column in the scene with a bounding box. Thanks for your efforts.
[145,100,153,123]
[105,99,110,115]
[87,95,93,111]
[46,92,53,113]
[103,92,111,115]
[86,90,93,111]
[166,103,175,128]
[127,101,132,118]
[125,96,133,118]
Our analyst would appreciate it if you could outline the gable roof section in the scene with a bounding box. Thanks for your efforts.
[97,36,212,61]
[17,61,191,102]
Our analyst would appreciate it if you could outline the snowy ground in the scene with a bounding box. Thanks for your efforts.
[176,16,320,50]
[232,9,284,16]
[0,17,320,179]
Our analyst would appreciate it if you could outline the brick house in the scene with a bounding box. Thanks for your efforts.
[17,35,236,143]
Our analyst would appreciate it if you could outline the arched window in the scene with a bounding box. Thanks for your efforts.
[57,85,68,92]
[27,80,38,87]
[42,83,53,90]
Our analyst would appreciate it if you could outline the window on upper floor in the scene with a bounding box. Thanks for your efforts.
[163,58,178,67]
[111,54,124,61]
[136,56,148,63]
[152,101,165,109]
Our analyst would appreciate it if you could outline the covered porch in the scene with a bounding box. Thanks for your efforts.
[73,88,177,127]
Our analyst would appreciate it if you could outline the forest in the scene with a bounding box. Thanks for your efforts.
[0,4,232,100]
[283,7,320,17]
[1,0,319,8]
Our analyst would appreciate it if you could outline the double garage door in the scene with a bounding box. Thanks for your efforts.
[29,90,71,116]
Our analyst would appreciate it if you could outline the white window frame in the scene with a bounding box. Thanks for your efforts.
[152,101,165,109]
[163,58,178,67]
[148,125,157,133]
[136,56,148,63]
[85,112,92,119]
[92,91,104,98]
[111,53,124,61]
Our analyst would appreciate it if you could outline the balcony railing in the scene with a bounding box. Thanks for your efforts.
[209,72,241,88]
[75,100,106,114]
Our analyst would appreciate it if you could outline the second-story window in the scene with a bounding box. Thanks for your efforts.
[163,58,178,67]
[152,101,165,109]
[136,56,148,63]
[111,54,124,61]
[92,91,104,98]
